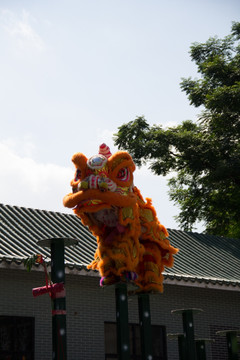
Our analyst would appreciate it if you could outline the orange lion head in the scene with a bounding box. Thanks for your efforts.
[63,143,137,220]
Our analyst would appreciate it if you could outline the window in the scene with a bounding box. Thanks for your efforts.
[0,316,34,360]
[105,322,168,360]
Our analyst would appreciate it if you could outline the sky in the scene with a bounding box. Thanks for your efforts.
[0,0,239,231]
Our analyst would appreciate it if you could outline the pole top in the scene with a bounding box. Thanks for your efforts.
[171,308,203,316]
[216,330,240,336]
[37,237,79,248]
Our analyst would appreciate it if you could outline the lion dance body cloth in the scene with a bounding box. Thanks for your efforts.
[63,144,178,293]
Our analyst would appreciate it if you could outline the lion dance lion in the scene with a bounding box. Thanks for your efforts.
[63,144,178,293]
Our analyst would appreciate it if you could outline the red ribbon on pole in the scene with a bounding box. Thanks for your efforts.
[32,282,65,298]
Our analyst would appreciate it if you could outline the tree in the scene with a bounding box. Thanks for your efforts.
[114,22,240,238]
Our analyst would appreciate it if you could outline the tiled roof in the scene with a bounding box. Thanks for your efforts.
[0,203,96,267]
[1,204,240,288]
[164,229,240,288]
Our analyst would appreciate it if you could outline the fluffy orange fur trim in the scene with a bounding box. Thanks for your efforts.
[63,145,178,293]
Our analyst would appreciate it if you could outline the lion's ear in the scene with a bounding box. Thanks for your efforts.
[72,153,88,168]
[71,153,88,179]
[108,151,135,187]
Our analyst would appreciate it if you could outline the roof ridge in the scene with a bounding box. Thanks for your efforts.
[0,203,76,218]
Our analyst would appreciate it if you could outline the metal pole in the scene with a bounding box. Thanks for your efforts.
[182,310,196,360]
[227,331,239,360]
[178,334,187,360]
[216,330,240,360]
[51,239,67,360]
[195,340,207,360]
[171,308,203,360]
[115,283,131,360]
[38,237,78,360]
[167,333,186,360]
[196,338,214,360]
[138,293,153,360]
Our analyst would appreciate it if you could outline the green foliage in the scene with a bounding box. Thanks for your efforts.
[24,254,44,272]
[24,255,38,272]
[114,22,240,238]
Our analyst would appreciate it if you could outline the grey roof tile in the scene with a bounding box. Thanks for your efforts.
[1,203,240,287]
[166,229,240,283]
[0,203,96,265]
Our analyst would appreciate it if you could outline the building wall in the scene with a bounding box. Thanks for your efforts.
[0,267,240,360]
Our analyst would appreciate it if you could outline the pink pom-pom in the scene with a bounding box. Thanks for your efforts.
[100,277,106,287]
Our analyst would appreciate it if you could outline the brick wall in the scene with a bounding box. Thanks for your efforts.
[0,267,239,360]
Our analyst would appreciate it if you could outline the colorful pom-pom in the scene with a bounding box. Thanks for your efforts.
[79,181,88,190]
[99,143,112,159]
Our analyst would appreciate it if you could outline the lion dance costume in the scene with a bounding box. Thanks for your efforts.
[63,144,178,293]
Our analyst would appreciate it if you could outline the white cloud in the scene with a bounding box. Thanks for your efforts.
[0,9,45,52]
[2,136,36,158]
[0,140,72,213]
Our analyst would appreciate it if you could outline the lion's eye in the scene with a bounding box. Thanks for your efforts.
[117,168,130,181]
[74,169,81,181]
